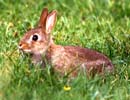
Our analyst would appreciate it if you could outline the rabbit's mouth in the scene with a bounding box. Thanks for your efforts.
[21,49,31,53]
[18,44,31,53]
[18,46,32,55]
[19,48,33,58]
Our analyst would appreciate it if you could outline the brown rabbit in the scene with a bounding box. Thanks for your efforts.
[19,8,113,77]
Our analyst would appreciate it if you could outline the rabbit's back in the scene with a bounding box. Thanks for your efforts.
[65,46,113,71]
[64,46,111,62]
[49,45,113,76]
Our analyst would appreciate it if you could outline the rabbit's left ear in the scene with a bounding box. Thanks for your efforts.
[38,8,48,27]
[45,10,57,33]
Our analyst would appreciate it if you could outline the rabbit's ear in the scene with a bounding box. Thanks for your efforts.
[38,8,48,27]
[45,10,57,33]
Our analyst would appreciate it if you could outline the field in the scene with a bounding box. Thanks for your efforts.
[0,0,130,100]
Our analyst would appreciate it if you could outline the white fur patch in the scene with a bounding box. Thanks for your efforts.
[23,49,31,53]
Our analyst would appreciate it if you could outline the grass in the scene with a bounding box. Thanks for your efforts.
[0,0,130,100]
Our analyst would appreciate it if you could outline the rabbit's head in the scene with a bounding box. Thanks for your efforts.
[19,8,57,55]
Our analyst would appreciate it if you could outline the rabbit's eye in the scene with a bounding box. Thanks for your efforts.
[32,35,38,41]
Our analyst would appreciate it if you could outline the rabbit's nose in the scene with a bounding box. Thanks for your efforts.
[18,43,23,49]
[19,43,22,47]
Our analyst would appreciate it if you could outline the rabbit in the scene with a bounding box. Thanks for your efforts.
[19,8,114,77]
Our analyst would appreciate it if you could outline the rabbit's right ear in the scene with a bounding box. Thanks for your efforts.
[45,10,57,34]
[38,8,48,27]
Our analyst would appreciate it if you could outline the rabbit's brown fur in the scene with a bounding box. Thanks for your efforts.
[19,8,113,77]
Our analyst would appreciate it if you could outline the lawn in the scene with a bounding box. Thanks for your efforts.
[0,0,130,100]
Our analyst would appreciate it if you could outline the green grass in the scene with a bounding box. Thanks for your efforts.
[0,0,130,100]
